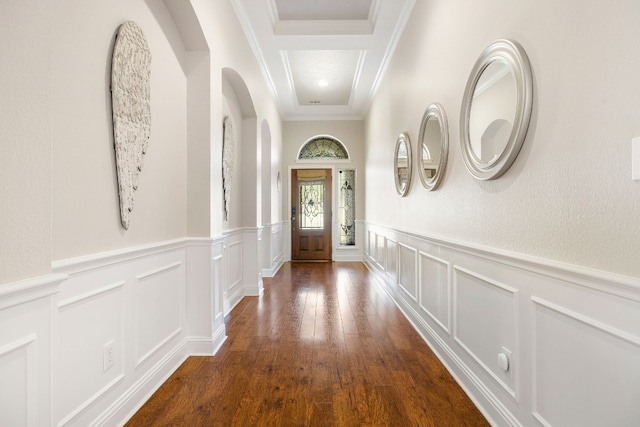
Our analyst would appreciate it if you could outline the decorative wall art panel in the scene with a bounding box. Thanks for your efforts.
[111,21,152,230]
[222,116,235,221]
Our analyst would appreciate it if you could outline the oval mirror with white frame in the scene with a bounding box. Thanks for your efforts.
[394,133,412,196]
[460,39,533,180]
[418,103,449,191]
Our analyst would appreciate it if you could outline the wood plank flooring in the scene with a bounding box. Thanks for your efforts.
[125,262,488,426]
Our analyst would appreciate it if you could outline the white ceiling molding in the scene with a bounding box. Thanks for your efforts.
[231,0,415,121]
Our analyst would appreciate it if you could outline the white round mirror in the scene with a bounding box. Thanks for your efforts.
[460,39,533,180]
[394,133,412,197]
[418,103,449,191]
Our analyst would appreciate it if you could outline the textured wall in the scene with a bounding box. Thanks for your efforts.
[0,0,53,283]
[51,0,188,261]
[365,0,640,277]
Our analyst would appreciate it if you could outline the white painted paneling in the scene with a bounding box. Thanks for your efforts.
[271,222,284,266]
[50,239,221,426]
[453,266,517,398]
[386,238,397,282]
[242,228,263,296]
[363,223,640,425]
[532,298,640,427]
[418,251,449,332]
[222,229,249,314]
[227,241,243,292]
[135,262,183,367]
[398,243,417,301]
[0,335,36,427]
[0,274,61,427]
[376,234,385,269]
[56,281,125,423]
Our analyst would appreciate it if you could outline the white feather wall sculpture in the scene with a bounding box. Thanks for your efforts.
[222,116,235,222]
[111,21,151,230]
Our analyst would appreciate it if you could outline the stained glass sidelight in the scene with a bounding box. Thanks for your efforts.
[339,169,356,245]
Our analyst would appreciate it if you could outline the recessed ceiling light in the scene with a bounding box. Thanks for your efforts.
[318,80,328,87]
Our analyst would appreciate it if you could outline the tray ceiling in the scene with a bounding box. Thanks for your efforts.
[231,0,415,120]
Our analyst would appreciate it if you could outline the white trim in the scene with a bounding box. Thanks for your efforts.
[58,280,125,310]
[92,340,190,427]
[0,334,37,426]
[365,221,640,301]
[58,374,125,427]
[452,266,519,400]
[136,261,182,282]
[398,242,418,302]
[52,238,197,275]
[417,250,451,334]
[0,273,65,310]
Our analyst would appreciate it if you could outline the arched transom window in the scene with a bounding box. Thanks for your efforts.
[298,136,349,160]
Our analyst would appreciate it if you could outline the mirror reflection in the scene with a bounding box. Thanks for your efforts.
[469,59,516,165]
[394,133,412,196]
[460,39,533,180]
[422,121,440,178]
[418,103,448,191]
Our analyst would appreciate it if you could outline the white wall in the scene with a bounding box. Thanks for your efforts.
[52,0,189,261]
[0,0,53,284]
[365,0,640,278]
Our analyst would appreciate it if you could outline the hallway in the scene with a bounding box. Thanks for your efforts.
[126,262,488,426]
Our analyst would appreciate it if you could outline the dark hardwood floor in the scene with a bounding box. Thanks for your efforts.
[125,262,488,426]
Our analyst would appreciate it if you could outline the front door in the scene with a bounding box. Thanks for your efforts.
[291,169,332,261]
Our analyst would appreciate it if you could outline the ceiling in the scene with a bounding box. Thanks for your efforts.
[231,0,415,121]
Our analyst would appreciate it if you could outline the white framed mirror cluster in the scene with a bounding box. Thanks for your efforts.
[394,104,450,196]
[393,39,533,195]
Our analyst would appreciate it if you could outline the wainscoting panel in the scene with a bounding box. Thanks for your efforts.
[398,243,417,301]
[418,251,450,333]
[376,234,385,270]
[134,261,184,367]
[0,334,37,426]
[0,274,63,427]
[242,228,263,296]
[56,280,126,424]
[185,238,227,356]
[48,238,226,426]
[262,221,284,277]
[453,266,517,399]
[272,223,283,265]
[223,230,244,315]
[367,230,375,263]
[532,297,640,427]
[363,222,640,427]
[386,238,397,283]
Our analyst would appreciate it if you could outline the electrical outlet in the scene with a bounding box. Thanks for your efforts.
[103,340,115,372]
